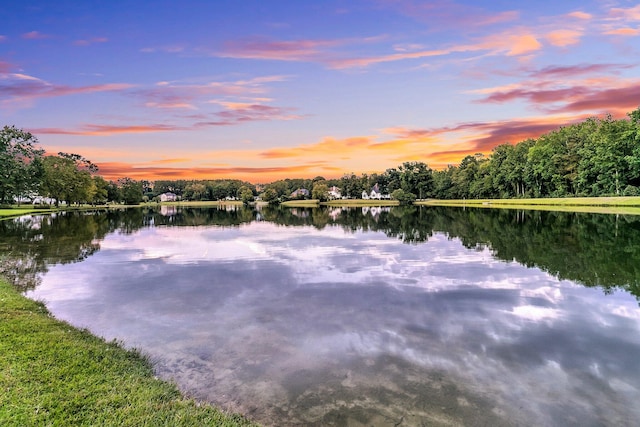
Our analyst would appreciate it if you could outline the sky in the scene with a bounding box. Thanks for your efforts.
[2,0,640,183]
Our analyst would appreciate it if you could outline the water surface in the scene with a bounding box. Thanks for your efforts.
[2,206,640,426]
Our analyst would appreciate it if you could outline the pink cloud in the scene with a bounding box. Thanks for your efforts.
[604,27,640,36]
[567,11,592,20]
[548,84,640,116]
[330,28,542,69]
[197,104,303,127]
[377,0,519,30]
[530,63,632,79]
[21,31,51,40]
[609,5,640,21]
[220,38,341,62]
[0,73,133,106]
[74,37,108,46]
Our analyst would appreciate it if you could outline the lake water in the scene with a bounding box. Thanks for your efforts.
[2,206,640,426]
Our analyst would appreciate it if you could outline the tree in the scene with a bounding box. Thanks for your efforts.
[0,126,44,204]
[118,178,143,205]
[391,188,416,204]
[237,186,254,205]
[397,161,433,199]
[262,187,279,204]
[92,176,109,204]
[312,181,329,201]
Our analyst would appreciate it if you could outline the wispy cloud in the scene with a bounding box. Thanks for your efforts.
[94,161,342,181]
[472,69,640,117]
[74,37,108,46]
[138,75,289,111]
[219,38,342,62]
[32,124,182,136]
[21,31,51,40]
[376,0,519,30]
[0,72,133,108]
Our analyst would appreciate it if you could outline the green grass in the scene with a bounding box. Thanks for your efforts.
[322,199,399,207]
[0,278,258,427]
[281,199,321,207]
[0,207,58,219]
[416,196,640,215]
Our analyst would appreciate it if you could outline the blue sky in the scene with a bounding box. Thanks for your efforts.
[2,0,639,182]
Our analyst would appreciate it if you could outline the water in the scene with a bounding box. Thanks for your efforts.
[2,206,640,426]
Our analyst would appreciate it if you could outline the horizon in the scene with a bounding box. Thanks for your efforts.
[2,1,639,182]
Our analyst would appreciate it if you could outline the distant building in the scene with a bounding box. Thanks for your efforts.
[328,186,342,200]
[159,192,178,202]
[290,188,310,198]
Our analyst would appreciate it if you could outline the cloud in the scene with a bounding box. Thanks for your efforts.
[473,74,640,118]
[608,5,640,22]
[604,27,640,36]
[329,28,542,69]
[0,35,6,42]
[219,38,341,62]
[21,31,51,40]
[568,11,592,20]
[74,37,108,46]
[377,0,519,30]
[137,75,289,111]
[259,136,376,159]
[530,63,633,79]
[0,73,133,108]
[93,161,342,181]
[32,124,182,136]
[545,30,583,47]
[548,83,640,116]
[196,104,303,126]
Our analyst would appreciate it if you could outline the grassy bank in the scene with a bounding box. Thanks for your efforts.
[0,278,257,426]
[281,199,320,207]
[322,199,399,207]
[416,196,640,215]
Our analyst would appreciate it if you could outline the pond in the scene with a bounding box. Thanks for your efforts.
[2,206,640,426]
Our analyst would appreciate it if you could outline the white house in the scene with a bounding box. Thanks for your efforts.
[159,192,178,202]
[328,186,342,200]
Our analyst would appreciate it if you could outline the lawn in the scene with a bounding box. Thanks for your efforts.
[0,278,258,426]
[416,196,640,215]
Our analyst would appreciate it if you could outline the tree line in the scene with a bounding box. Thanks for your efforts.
[1,108,639,206]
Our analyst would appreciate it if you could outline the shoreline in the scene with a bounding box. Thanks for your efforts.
[0,278,258,426]
[2,196,640,220]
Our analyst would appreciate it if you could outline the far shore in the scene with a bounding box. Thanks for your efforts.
[3,196,640,219]
[416,196,640,215]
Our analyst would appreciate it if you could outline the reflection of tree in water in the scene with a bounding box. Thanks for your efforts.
[427,207,640,301]
[0,206,258,291]
[264,205,640,300]
[1,205,639,300]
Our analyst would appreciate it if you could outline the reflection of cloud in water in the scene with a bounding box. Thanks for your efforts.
[29,222,640,426]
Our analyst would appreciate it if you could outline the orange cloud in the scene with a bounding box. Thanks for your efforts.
[604,27,640,36]
[545,30,583,47]
[567,11,592,20]
[94,161,343,182]
[609,5,640,21]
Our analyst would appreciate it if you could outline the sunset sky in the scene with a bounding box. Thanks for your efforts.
[2,0,640,183]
